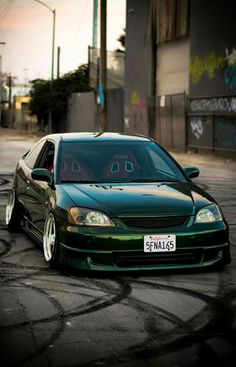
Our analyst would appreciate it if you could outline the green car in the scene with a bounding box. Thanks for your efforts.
[5,133,231,271]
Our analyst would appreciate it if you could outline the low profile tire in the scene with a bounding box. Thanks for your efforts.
[43,213,60,267]
[218,248,231,268]
[5,189,22,231]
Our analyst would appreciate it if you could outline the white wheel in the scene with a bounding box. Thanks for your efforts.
[43,213,57,262]
[5,189,21,230]
[5,189,15,226]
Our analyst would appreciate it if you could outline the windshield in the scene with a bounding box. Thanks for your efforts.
[59,141,186,184]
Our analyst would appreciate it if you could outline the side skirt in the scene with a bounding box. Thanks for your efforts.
[22,215,43,245]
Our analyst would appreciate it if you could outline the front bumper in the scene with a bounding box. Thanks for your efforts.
[59,221,231,271]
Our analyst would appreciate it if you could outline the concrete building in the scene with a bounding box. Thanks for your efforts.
[124,0,236,155]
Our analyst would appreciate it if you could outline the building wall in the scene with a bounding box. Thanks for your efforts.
[124,0,152,135]
[188,0,236,152]
[66,92,97,133]
[154,0,189,150]
[124,0,236,153]
[190,0,236,97]
[156,39,189,96]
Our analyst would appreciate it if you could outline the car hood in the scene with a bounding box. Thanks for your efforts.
[61,182,214,217]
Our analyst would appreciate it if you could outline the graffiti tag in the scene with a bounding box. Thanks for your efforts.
[190,117,203,139]
[190,97,236,113]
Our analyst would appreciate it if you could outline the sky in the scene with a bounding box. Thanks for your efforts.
[0,0,126,83]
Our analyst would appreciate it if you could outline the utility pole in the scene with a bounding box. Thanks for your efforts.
[0,42,6,127]
[92,0,98,48]
[8,75,12,109]
[0,55,2,127]
[57,46,60,78]
[49,8,56,132]
[100,0,107,131]
[32,1,56,133]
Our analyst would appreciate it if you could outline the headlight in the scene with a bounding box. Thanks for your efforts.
[195,204,223,223]
[68,207,115,227]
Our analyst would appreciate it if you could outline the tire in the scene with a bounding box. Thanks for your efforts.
[218,248,231,268]
[5,189,22,231]
[43,212,60,267]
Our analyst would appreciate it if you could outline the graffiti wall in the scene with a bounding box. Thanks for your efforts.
[190,0,236,97]
[188,116,213,148]
[125,91,149,135]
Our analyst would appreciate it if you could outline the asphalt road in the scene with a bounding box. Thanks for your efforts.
[0,130,236,367]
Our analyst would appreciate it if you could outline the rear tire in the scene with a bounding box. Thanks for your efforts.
[43,213,60,267]
[5,189,22,231]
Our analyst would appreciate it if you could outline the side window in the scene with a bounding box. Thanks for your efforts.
[38,143,55,171]
[24,140,46,170]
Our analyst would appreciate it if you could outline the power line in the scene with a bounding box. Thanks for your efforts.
[63,0,90,51]
[0,0,14,23]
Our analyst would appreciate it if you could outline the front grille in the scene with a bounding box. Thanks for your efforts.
[113,250,203,267]
[121,216,188,229]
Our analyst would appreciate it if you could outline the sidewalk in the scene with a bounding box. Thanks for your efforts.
[0,128,45,173]
[0,127,45,141]
[171,149,236,169]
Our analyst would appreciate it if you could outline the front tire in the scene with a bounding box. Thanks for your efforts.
[5,189,22,231]
[43,213,60,267]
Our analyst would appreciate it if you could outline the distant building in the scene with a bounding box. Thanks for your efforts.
[13,95,36,130]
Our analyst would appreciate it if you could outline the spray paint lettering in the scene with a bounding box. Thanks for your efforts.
[190,117,203,139]
[190,52,225,83]
[190,97,236,113]
[190,47,236,92]
[126,91,148,135]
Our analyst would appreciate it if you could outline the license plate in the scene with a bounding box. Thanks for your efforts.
[144,234,176,252]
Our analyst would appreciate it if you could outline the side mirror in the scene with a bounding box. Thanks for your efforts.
[184,167,200,179]
[31,168,54,185]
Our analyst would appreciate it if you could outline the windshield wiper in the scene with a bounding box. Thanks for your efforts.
[126,178,181,183]
[61,180,98,183]
[60,179,181,184]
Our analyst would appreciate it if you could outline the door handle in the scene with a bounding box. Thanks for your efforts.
[26,179,30,189]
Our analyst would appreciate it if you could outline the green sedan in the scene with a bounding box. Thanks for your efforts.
[5,133,231,271]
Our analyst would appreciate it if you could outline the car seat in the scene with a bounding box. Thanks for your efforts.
[103,152,140,180]
[60,155,93,182]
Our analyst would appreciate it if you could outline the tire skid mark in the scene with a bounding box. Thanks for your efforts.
[0,277,132,366]
[1,246,43,260]
[0,269,52,285]
[90,277,197,364]
[49,277,131,318]
[93,277,194,335]
[1,268,235,367]
[0,278,131,330]
[68,278,236,367]
[6,281,67,367]
[121,279,235,358]
[0,178,10,186]
[130,279,234,329]
[0,239,12,257]
[0,225,10,230]
[0,189,11,196]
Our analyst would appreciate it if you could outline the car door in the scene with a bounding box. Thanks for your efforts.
[25,141,56,236]
[17,139,47,221]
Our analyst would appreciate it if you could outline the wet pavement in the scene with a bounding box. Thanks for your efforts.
[0,129,236,366]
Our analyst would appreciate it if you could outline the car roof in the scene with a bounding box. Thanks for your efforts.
[45,132,152,143]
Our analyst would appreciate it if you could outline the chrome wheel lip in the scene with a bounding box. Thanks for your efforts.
[43,213,56,262]
[5,189,15,225]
